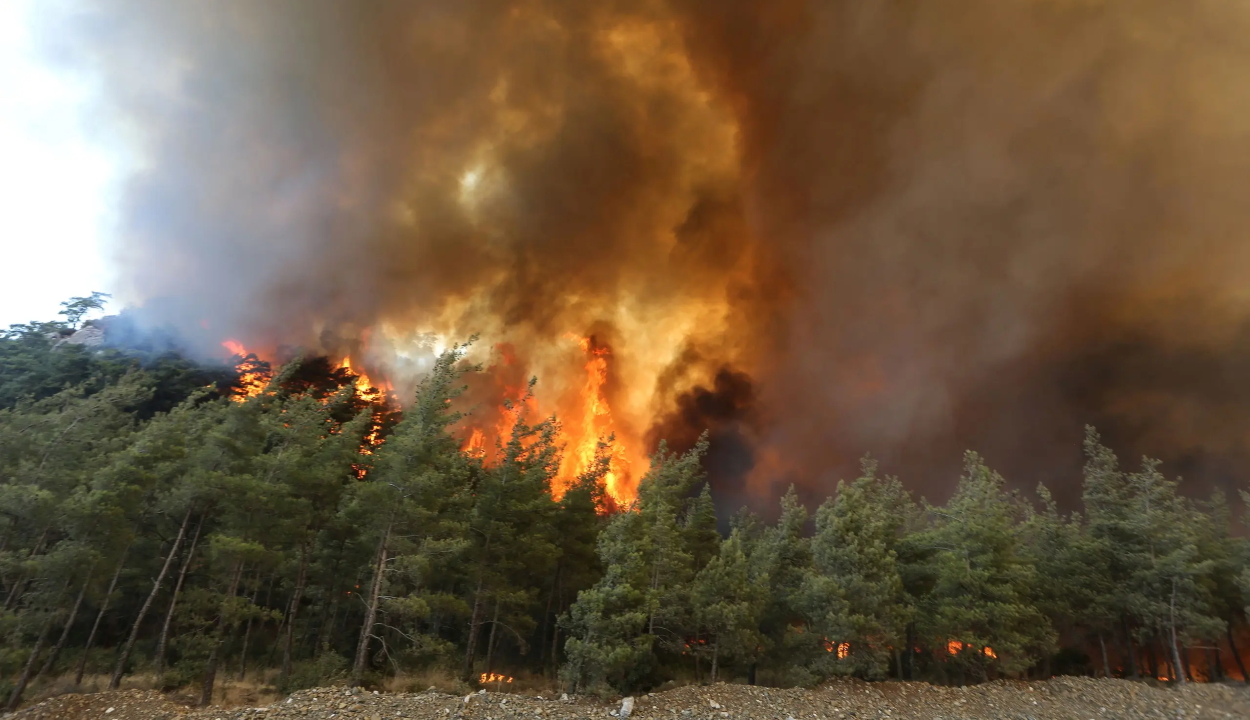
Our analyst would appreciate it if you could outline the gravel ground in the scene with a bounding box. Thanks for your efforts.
[6,678,1249,720]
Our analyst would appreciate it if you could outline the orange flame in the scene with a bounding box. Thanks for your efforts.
[479,673,512,685]
[463,427,486,455]
[946,640,995,659]
[823,639,850,658]
[222,339,269,400]
[556,336,634,501]
[338,356,390,475]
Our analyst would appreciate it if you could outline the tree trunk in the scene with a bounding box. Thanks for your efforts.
[711,638,719,683]
[1121,617,1139,678]
[280,546,310,683]
[6,606,57,710]
[904,623,916,681]
[1098,633,1111,678]
[461,528,495,683]
[484,597,501,675]
[34,568,94,683]
[1227,622,1249,683]
[199,559,245,706]
[77,549,128,685]
[550,624,560,679]
[351,522,391,687]
[538,568,557,675]
[1146,636,1160,680]
[236,572,263,681]
[3,527,50,610]
[155,513,204,678]
[462,580,485,680]
[110,506,194,690]
[1168,580,1187,684]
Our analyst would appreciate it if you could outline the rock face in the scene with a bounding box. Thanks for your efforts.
[61,326,106,347]
[7,679,1250,720]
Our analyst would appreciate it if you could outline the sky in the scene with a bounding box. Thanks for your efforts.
[0,0,119,328]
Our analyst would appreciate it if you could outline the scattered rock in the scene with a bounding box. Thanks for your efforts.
[7,678,1250,720]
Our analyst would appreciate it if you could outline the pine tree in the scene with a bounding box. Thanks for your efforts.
[917,452,1054,680]
[691,530,766,681]
[343,343,478,686]
[747,486,810,684]
[801,458,912,680]
[561,437,710,693]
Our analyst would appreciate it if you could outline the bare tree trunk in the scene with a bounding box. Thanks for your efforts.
[1098,633,1111,678]
[155,513,204,678]
[280,545,310,683]
[1168,581,1187,684]
[550,624,561,679]
[6,607,57,710]
[1146,634,1160,680]
[462,580,486,681]
[110,507,194,689]
[199,559,245,706]
[1122,617,1139,678]
[237,572,263,680]
[3,527,50,610]
[694,632,702,684]
[77,550,128,685]
[34,568,94,683]
[461,532,492,683]
[484,597,501,675]
[351,522,391,687]
[1227,622,1249,682]
[711,639,719,683]
[538,568,557,675]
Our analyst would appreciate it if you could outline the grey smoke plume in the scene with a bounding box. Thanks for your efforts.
[45,0,1250,506]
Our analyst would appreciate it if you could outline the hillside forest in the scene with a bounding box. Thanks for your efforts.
[3,298,1250,710]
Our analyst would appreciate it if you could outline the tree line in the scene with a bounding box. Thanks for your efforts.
[3,301,1250,708]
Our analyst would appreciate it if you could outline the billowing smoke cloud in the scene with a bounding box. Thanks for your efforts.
[43,0,1250,506]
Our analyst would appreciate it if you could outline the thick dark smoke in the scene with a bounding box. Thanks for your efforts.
[45,0,1250,507]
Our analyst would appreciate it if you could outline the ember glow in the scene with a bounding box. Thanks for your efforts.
[946,641,996,660]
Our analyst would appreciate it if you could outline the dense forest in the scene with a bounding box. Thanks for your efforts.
[3,299,1250,710]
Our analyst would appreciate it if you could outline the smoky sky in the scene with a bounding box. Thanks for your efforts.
[45,0,1250,508]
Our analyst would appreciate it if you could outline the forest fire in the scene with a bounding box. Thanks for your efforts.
[222,339,271,400]
[216,335,646,500]
[823,640,850,659]
[556,336,637,502]
[947,641,996,659]
[450,334,645,506]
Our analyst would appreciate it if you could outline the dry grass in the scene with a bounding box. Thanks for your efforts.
[202,670,284,708]
[27,672,159,704]
[377,668,565,697]
[24,666,567,712]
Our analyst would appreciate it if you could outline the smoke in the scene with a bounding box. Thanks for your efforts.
[43,0,1250,505]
